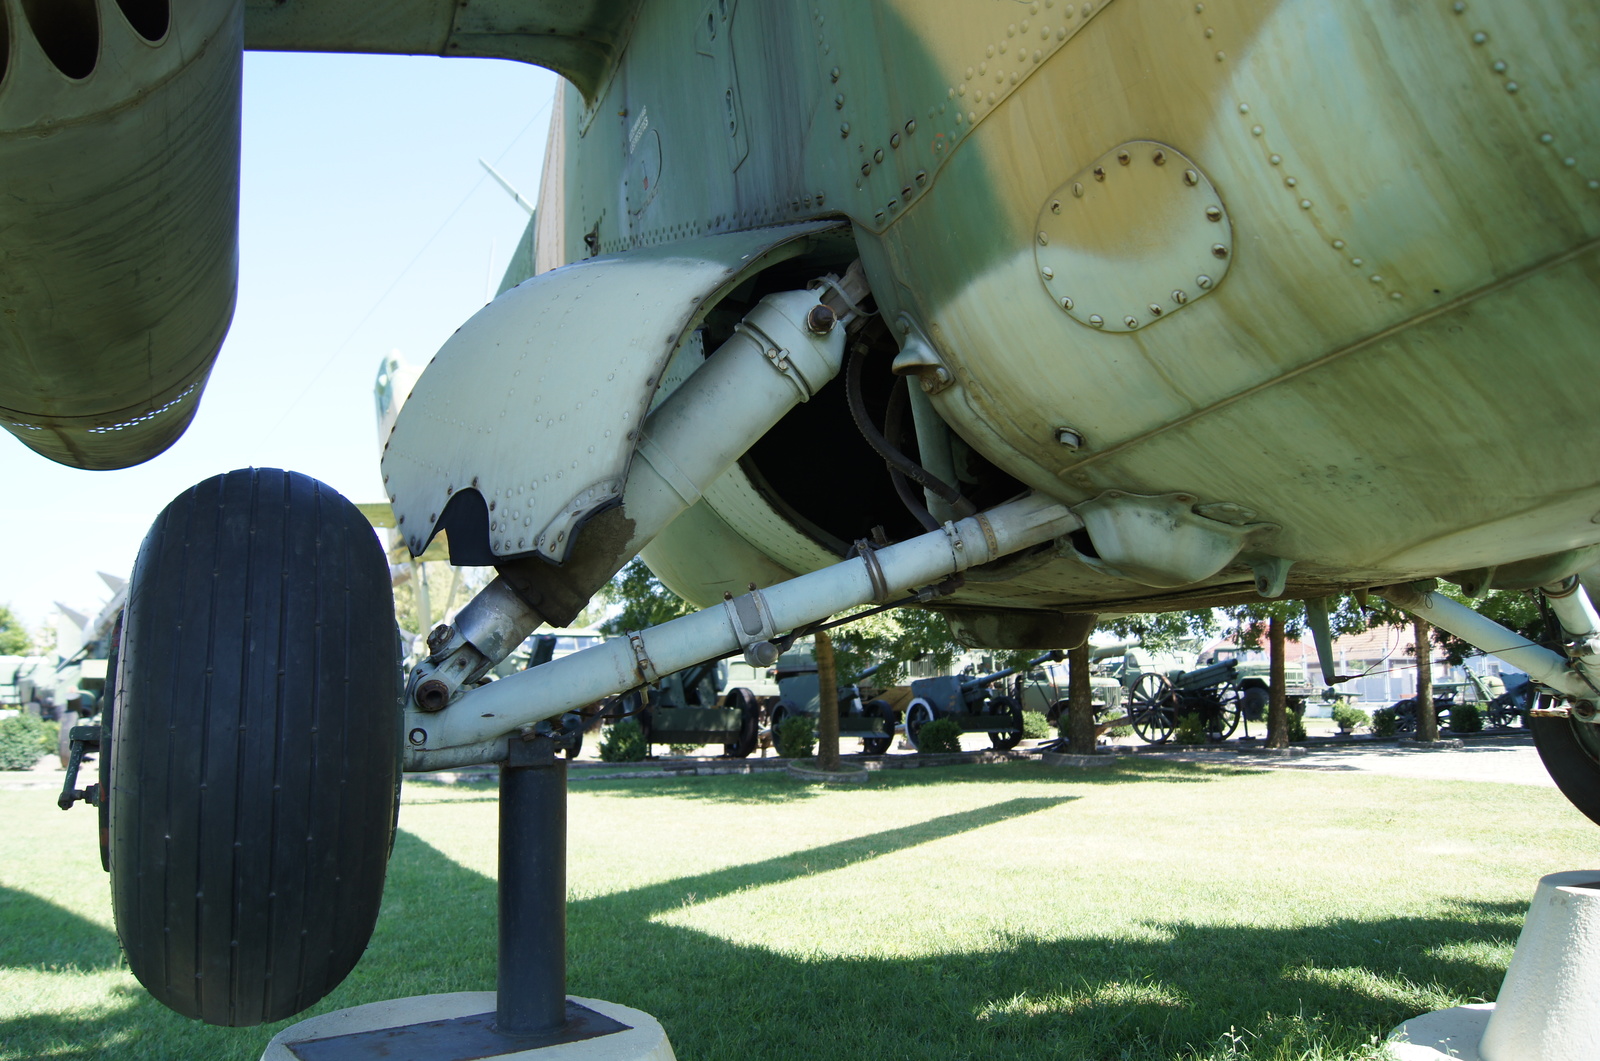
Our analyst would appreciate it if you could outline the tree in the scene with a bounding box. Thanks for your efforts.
[1066,640,1096,753]
[814,629,840,771]
[0,605,34,655]
[597,560,694,636]
[1414,617,1437,741]
[827,607,963,686]
[1099,609,1217,653]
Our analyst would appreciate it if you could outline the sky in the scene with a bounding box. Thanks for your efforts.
[0,52,559,631]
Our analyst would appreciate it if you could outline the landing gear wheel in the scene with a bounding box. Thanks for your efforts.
[860,699,895,755]
[110,470,400,1027]
[97,613,123,873]
[989,694,1025,750]
[723,688,760,758]
[905,699,935,750]
[1129,673,1176,744]
[1531,715,1600,826]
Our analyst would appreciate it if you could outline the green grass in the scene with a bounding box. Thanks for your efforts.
[2,758,1593,1060]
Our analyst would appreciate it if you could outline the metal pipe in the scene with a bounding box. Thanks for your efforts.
[497,739,566,1037]
[1377,583,1599,701]
[1541,577,1600,645]
[406,492,1081,760]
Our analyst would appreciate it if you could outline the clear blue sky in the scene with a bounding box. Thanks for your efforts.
[0,52,558,630]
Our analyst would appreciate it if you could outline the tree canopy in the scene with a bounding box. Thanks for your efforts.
[0,605,35,655]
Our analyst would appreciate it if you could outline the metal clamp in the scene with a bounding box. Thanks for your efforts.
[941,520,968,568]
[736,320,811,401]
[852,539,891,603]
[722,586,780,666]
[626,631,661,686]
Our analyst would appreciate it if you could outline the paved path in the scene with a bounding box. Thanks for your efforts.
[1139,734,1554,787]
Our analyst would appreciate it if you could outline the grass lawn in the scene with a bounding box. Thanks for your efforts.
[2,756,1595,1060]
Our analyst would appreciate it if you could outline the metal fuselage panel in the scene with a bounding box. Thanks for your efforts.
[546,0,1600,611]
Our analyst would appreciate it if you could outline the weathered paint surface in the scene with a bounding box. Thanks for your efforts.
[4,0,1597,620]
[534,0,1600,613]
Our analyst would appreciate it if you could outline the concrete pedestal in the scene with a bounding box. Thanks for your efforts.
[260,992,674,1061]
[1391,870,1600,1061]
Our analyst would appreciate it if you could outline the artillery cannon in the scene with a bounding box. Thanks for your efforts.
[633,658,761,758]
[768,658,897,756]
[904,651,1063,751]
[1125,658,1251,745]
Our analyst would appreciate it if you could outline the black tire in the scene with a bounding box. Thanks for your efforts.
[861,699,895,755]
[1531,715,1600,826]
[723,688,760,758]
[111,469,400,1027]
[989,694,1024,750]
[98,613,123,873]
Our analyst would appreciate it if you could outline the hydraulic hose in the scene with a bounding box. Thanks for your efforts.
[844,344,974,522]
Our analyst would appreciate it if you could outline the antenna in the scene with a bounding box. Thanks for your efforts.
[478,159,535,216]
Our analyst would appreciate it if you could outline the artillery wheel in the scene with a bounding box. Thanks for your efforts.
[1206,682,1243,742]
[1531,714,1600,826]
[722,688,760,758]
[988,694,1025,750]
[1393,698,1418,737]
[860,698,895,755]
[110,469,400,1027]
[904,698,935,750]
[1128,673,1176,744]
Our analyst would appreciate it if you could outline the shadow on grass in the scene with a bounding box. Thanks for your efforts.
[1,777,1521,1061]
[565,756,1270,805]
[0,885,122,974]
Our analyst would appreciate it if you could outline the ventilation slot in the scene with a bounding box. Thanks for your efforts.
[115,0,168,42]
[22,0,99,80]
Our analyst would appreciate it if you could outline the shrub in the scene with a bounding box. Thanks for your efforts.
[1173,713,1208,745]
[1021,710,1051,740]
[775,715,816,759]
[1447,702,1482,734]
[915,716,963,754]
[668,743,700,757]
[1332,703,1370,733]
[0,714,50,771]
[598,719,647,762]
[1371,706,1398,738]
[1288,701,1307,742]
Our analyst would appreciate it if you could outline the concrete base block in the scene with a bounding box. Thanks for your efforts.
[1390,1004,1491,1060]
[786,760,869,783]
[1041,751,1117,768]
[260,993,674,1061]
[1390,869,1600,1061]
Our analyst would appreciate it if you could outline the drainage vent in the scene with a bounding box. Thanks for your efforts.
[115,0,168,42]
[22,0,99,80]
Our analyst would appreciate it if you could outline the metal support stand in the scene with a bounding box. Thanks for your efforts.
[498,737,568,1038]
[267,734,647,1060]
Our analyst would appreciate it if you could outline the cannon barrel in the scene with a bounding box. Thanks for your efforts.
[1170,658,1240,692]
[850,662,882,685]
[959,650,1064,692]
[1089,643,1135,662]
[0,0,243,469]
